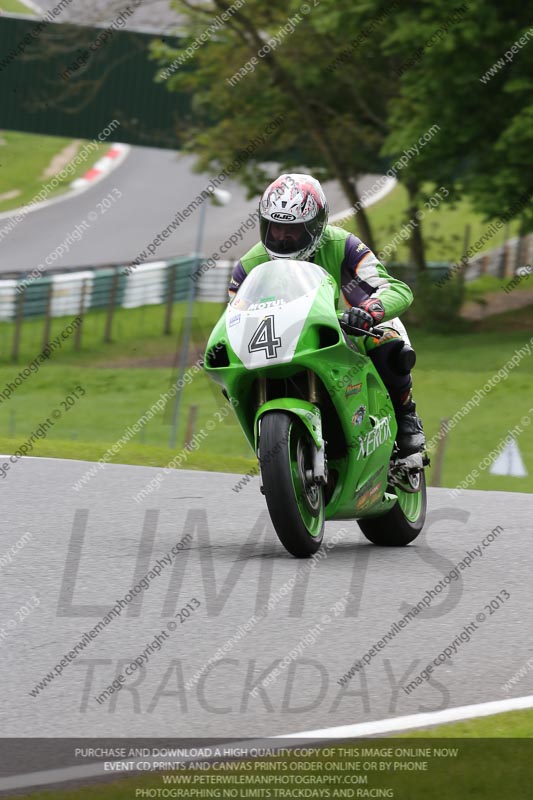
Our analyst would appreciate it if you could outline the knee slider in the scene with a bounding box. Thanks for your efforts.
[391,343,416,375]
[369,338,415,382]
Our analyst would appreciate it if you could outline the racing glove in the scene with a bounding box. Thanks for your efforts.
[343,298,385,332]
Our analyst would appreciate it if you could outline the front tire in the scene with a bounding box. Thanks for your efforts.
[358,470,427,546]
[259,412,325,558]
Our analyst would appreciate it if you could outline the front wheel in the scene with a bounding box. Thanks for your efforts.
[358,470,427,546]
[259,412,325,558]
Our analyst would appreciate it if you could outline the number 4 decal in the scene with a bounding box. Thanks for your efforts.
[248,315,282,359]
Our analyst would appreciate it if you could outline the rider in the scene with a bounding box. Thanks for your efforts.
[228,173,425,457]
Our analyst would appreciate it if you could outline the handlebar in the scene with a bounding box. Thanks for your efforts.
[339,318,384,338]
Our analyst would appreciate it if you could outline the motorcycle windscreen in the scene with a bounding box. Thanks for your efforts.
[227,260,326,369]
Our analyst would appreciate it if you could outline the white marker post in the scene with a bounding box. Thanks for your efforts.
[490,437,528,477]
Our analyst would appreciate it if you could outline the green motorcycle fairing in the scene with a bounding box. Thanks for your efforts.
[204,260,398,519]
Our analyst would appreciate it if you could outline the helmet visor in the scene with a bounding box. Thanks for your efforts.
[260,219,315,257]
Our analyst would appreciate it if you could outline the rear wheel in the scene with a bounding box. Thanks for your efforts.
[358,470,426,546]
[259,412,325,558]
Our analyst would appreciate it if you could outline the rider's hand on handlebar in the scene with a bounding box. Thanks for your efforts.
[342,297,385,333]
[342,306,373,332]
[358,297,385,326]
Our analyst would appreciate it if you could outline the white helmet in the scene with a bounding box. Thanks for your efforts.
[259,173,329,260]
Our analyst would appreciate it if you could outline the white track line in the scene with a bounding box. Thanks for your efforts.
[17,0,42,13]
[330,176,397,223]
[1,694,532,792]
[277,692,533,739]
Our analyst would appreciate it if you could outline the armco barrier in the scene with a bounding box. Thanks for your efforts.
[0,255,233,360]
[5,254,502,361]
[0,258,459,323]
[196,261,233,302]
[0,257,203,322]
[7,254,506,323]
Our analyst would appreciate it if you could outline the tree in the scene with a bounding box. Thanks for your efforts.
[151,0,407,251]
[381,0,533,234]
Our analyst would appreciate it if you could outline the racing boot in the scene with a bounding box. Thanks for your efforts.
[395,391,426,457]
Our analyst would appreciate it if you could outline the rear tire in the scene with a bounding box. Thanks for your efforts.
[358,470,427,546]
[259,412,325,558]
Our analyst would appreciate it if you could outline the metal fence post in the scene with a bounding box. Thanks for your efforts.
[104,268,119,343]
[184,404,198,449]
[169,259,198,449]
[12,287,25,362]
[74,279,88,351]
[42,282,53,351]
[163,261,177,335]
[169,205,207,449]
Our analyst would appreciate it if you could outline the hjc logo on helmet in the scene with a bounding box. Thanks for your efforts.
[270,212,296,221]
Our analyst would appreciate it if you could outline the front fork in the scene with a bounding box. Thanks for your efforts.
[255,373,327,486]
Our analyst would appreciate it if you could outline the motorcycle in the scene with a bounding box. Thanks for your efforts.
[204,259,428,558]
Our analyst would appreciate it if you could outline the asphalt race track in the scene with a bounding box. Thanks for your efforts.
[0,143,382,273]
[1,456,531,739]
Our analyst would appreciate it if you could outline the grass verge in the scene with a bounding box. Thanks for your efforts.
[0,308,532,494]
[0,131,106,215]
[0,302,224,366]
[0,0,34,14]
[342,182,522,265]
